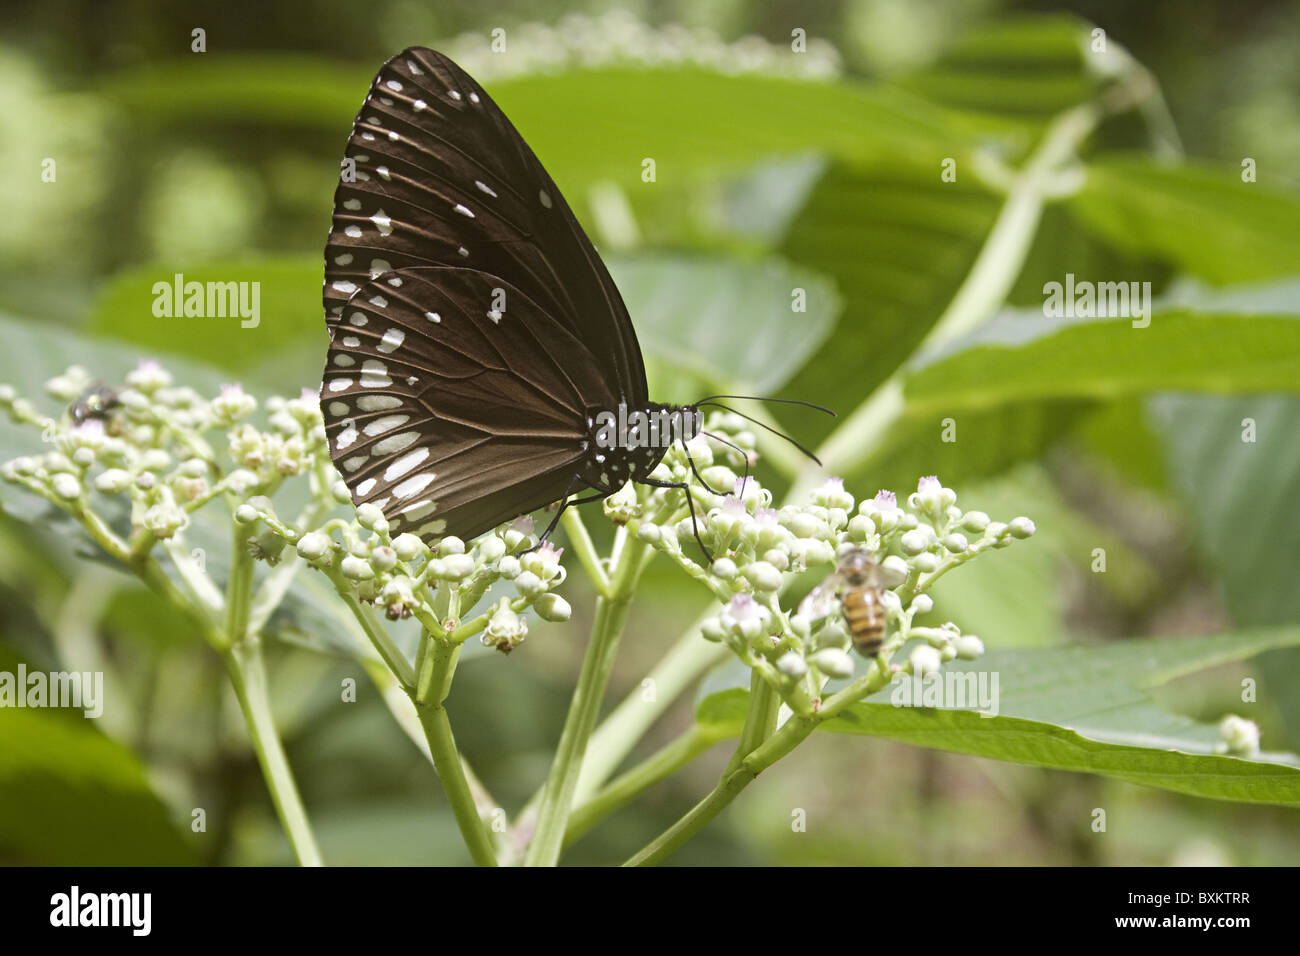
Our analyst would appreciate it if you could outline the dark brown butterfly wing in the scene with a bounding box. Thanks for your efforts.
[320,47,650,542]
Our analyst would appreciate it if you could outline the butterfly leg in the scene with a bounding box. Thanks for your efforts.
[638,477,713,563]
[529,490,610,551]
[680,437,728,496]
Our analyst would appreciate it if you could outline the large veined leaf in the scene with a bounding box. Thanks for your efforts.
[779,160,1003,443]
[608,254,840,397]
[1068,156,1300,283]
[696,628,1300,806]
[904,307,1300,415]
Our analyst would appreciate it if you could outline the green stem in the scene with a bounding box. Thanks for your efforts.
[625,658,896,866]
[573,616,728,803]
[224,523,255,646]
[523,529,649,866]
[222,638,323,867]
[561,506,609,596]
[564,724,729,848]
[723,670,780,776]
[413,639,499,866]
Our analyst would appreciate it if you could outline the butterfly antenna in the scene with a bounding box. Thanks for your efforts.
[681,439,728,496]
[702,430,752,497]
[695,395,836,417]
[699,402,824,467]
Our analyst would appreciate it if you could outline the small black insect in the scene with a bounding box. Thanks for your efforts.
[319,48,826,557]
[69,384,122,429]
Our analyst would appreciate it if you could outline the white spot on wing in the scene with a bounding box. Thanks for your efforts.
[357,477,377,496]
[332,280,358,294]
[363,414,410,436]
[337,423,359,449]
[375,431,420,456]
[452,203,474,218]
[475,180,498,198]
[377,328,406,353]
[370,210,393,236]
[384,447,429,479]
[328,378,352,392]
[360,360,392,387]
[539,190,553,209]
[358,395,403,411]
[393,472,436,499]
[425,312,441,323]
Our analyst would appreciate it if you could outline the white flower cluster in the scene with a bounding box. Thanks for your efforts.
[632,447,1035,705]
[0,363,572,655]
[443,11,842,82]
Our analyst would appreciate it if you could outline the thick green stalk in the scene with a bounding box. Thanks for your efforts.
[524,529,649,866]
[413,638,499,866]
[724,670,780,776]
[223,638,323,867]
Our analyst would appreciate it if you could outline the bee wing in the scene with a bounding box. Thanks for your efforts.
[867,563,908,589]
[798,573,844,621]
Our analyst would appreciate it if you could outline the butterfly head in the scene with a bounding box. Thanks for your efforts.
[580,401,702,493]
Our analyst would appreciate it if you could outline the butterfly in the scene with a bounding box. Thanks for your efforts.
[319,48,824,555]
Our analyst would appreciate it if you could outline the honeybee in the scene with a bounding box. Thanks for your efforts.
[799,548,906,657]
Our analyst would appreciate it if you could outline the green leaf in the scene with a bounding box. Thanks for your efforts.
[608,254,840,396]
[106,57,965,187]
[904,307,1300,414]
[87,257,323,376]
[1069,156,1300,283]
[0,698,195,864]
[779,161,1002,442]
[898,14,1099,138]
[827,628,1300,805]
[694,628,1300,806]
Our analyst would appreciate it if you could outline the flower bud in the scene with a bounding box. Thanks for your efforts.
[1008,517,1036,539]
[485,602,528,653]
[514,570,544,597]
[881,555,910,581]
[534,593,572,623]
[503,516,535,551]
[700,617,726,643]
[1218,715,1260,756]
[94,468,132,494]
[913,552,940,573]
[139,449,171,473]
[763,549,789,572]
[296,531,332,562]
[942,533,969,554]
[961,511,989,533]
[370,545,398,572]
[711,557,738,579]
[810,647,854,679]
[910,594,934,615]
[478,536,506,563]
[744,560,783,593]
[438,536,466,556]
[497,555,521,579]
[234,503,259,525]
[441,553,475,580]
[212,383,257,424]
[51,473,81,500]
[636,522,662,545]
[603,482,640,524]
[143,502,187,539]
[356,503,385,530]
[391,533,425,562]
[331,479,352,504]
[899,530,930,556]
[909,645,942,677]
[341,554,375,580]
[776,651,808,678]
[953,635,985,660]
